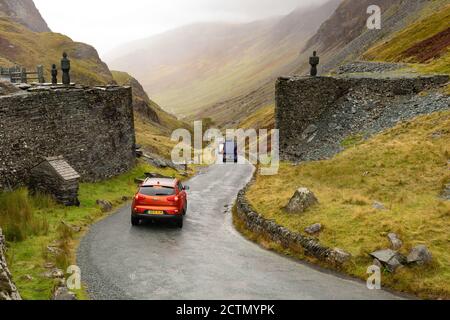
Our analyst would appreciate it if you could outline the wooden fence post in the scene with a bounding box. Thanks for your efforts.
[37,65,45,83]
[21,67,27,83]
[9,67,15,83]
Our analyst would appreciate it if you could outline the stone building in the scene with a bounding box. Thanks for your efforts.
[29,156,81,206]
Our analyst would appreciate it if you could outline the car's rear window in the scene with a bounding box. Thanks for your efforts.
[139,186,175,196]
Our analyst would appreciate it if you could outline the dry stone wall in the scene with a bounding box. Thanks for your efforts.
[275,75,449,161]
[0,228,21,300]
[235,180,332,262]
[0,85,136,189]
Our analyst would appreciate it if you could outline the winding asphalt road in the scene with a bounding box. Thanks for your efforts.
[77,163,404,300]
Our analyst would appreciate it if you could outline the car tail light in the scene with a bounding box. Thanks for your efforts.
[165,209,179,215]
[134,194,145,204]
[167,196,179,202]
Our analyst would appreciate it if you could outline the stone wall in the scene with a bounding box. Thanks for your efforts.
[235,179,332,262]
[0,228,21,300]
[0,85,136,189]
[275,75,449,161]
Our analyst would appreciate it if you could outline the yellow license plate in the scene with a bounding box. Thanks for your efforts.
[147,210,164,215]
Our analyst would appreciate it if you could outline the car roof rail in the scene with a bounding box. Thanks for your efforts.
[144,172,176,179]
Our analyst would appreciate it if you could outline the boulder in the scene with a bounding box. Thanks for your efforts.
[407,245,432,265]
[328,248,352,265]
[43,268,64,279]
[53,285,76,301]
[285,188,318,214]
[370,249,406,272]
[96,200,113,213]
[373,201,386,211]
[387,233,403,250]
[305,223,322,235]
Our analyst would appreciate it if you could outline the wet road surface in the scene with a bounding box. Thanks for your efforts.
[77,163,404,300]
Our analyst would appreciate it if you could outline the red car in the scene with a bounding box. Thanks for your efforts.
[131,177,189,228]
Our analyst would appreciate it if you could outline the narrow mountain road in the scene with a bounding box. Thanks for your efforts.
[78,163,404,300]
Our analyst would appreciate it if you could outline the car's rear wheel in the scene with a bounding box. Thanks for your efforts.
[131,216,140,226]
[175,217,184,229]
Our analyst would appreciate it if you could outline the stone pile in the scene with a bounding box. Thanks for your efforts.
[370,232,433,273]
[336,61,405,74]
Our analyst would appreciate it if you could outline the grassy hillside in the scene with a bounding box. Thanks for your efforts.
[245,111,450,299]
[235,0,450,131]
[238,103,275,130]
[364,4,450,75]
[0,17,112,85]
[112,71,190,158]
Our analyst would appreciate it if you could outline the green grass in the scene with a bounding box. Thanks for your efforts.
[1,162,186,300]
[245,110,450,299]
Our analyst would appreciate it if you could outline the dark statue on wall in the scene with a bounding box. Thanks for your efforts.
[309,51,320,77]
[61,52,71,85]
[51,64,58,85]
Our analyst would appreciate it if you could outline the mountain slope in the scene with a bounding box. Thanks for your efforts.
[107,0,341,119]
[231,0,449,130]
[363,4,450,75]
[111,71,190,158]
[0,17,113,85]
[0,0,49,32]
[0,0,188,158]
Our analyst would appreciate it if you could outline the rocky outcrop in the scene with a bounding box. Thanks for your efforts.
[301,0,429,75]
[0,0,50,32]
[276,75,449,161]
[0,228,21,300]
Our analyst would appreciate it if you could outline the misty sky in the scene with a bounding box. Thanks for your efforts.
[34,0,327,57]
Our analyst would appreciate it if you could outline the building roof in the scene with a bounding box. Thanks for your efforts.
[44,156,80,181]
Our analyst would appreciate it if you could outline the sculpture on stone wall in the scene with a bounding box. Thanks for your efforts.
[309,51,320,77]
[61,52,71,85]
[51,64,58,85]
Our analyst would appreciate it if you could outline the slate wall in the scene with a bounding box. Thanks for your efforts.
[275,75,449,160]
[0,85,135,188]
